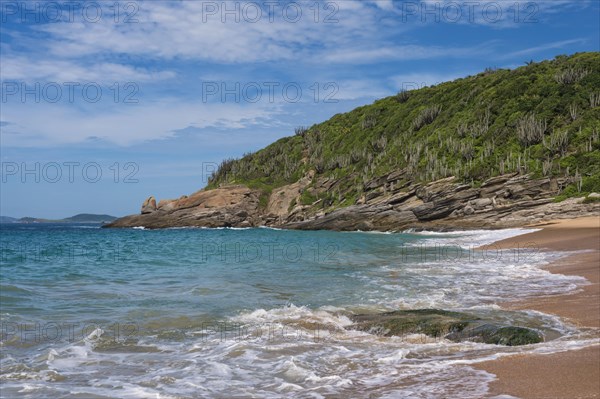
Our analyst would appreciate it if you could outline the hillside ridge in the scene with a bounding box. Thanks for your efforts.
[107,52,600,230]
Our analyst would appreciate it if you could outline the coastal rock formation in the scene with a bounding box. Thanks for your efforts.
[141,196,157,214]
[107,185,262,229]
[283,173,599,231]
[106,173,600,230]
[350,309,543,346]
[265,171,314,218]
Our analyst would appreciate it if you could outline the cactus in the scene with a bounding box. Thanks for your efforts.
[294,126,308,136]
[543,129,569,156]
[590,92,600,108]
[361,115,377,130]
[542,159,553,176]
[412,105,442,131]
[568,103,579,121]
[554,67,590,84]
[516,113,546,146]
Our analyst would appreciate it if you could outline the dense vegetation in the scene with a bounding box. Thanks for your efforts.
[207,53,600,210]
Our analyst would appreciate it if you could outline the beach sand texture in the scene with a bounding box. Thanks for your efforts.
[477,216,600,399]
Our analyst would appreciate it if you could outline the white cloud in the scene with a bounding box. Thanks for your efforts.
[0,55,175,83]
[367,0,395,11]
[321,44,479,64]
[334,79,392,100]
[21,1,449,65]
[0,99,283,147]
[501,38,587,59]
[1,0,592,150]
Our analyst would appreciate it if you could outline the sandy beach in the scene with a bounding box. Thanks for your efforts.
[476,216,600,399]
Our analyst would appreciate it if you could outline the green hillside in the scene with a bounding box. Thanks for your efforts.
[207,52,600,211]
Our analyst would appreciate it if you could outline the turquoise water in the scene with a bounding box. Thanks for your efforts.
[0,224,596,398]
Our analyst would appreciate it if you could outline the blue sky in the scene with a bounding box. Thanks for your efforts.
[1,0,599,218]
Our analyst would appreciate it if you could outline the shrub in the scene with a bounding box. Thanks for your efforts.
[395,90,410,103]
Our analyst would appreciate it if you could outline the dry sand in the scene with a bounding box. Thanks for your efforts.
[475,216,600,399]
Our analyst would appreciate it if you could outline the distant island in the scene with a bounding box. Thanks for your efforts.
[1,214,118,224]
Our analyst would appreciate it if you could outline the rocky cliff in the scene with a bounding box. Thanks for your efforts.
[106,53,600,230]
[107,185,263,229]
[105,172,599,230]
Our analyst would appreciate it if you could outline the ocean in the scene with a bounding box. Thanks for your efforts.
[0,223,597,398]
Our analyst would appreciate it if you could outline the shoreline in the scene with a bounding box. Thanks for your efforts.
[475,216,600,399]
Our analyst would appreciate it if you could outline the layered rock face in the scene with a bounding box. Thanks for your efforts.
[285,172,599,231]
[106,185,262,229]
[105,173,599,230]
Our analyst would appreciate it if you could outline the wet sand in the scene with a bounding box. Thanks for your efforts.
[476,216,600,399]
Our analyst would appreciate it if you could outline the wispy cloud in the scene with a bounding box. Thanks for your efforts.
[0,0,597,150]
[501,38,588,59]
[1,100,283,147]
[0,55,175,82]
[32,1,385,63]
[321,43,493,64]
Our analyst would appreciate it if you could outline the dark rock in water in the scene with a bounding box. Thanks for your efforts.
[447,324,543,346]
[351,309,476,338]
[350,309,543,346]
[491,326,543,346]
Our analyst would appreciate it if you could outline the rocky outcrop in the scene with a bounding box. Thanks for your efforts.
[285,205,418,231]
[106,173,599,230]
[106,185,262,229]
[350,309,543,346]
[285,173,599,231]
[265,171,314,218]
[141,196,157,214]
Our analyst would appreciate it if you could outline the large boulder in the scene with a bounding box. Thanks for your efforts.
[351,309,472,338]
[350,309,543,346]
